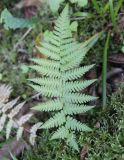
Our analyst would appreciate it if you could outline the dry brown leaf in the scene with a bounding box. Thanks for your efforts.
[24,6,38,18]
[15,0,43,9]
[0,85,12,103]
[80,144,89,160]
[35,52,48,59]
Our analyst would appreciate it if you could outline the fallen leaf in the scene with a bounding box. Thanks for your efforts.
[24,6,38,18]
[15,0,43,9]
[80,144,89,160]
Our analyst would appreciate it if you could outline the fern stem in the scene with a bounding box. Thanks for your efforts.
[102,31,110,108]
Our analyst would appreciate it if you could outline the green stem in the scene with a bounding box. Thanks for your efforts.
[115,0,123,16]
[109,0,116,30]
[92,0,102,15]
[102,31,110,108]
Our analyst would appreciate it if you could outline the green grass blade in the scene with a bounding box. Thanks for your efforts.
[102,31,110,108]
[10,152,18,160]
[109,0,116,29]
[115,0,123,16]
[103,2,109,14]
[92,0,101,15]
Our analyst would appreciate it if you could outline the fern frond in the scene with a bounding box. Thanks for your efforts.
[63,45,99,71]
[63,104,94,115]
[32,100,62,111]
[0,84,40,145]
[2,97,19,113]
[66,79,97,92]
[67,133,79,151]
[51,126,69,140]
[29,122,42,145]
[8,102,25,119]
[17,127,24,141]
[64,64,95,81]
[46,35,60,47]
[30,65,60,78]
[61,42,81,57]
[64,93,97,104]
[0,114,7,131]
[66,117,92,132]
[31,58,60,69]
[0,85,12,103]
[41,111,66,129]
[29,84,60,97]
[17,113,33,126]
[30,5,100,151]
[6,119,13,139]
[37,46,60,60]
[29,77,60,88]
[42,42,60,53]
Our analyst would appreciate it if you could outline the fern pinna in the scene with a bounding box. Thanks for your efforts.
[0,84,41,145]
[30,5,100,151]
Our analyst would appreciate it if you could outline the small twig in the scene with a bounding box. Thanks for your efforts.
[102,31,110,108]
[13,27,32,51]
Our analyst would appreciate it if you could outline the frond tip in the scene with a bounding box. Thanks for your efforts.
[30,5,100,151]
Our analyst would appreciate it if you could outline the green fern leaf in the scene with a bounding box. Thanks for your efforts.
[31,58,60,69]
[41,111,66,129]
[64,93,97,104]
[30,84,60,97]
[29,78,60,88]
[51,126,69,140]
[32,100,62,111]
[64,65,95,81]
[67,133,79,151]
[37,46,60,60]
[66,79,97,92]
[63,104,94,115]
[66,117,92,132]
[30,65,60,78]
[30,5,100,151]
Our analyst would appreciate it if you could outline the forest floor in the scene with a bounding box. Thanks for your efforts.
[0,0,124,159]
